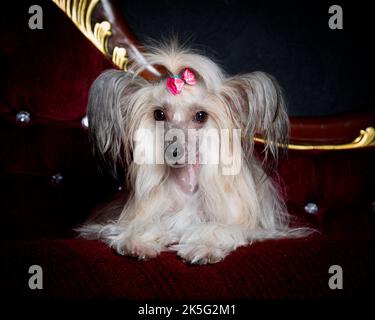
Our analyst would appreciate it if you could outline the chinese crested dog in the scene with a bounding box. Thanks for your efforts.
[79,43,309,264]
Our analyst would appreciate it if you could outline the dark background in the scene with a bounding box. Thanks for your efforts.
[118,0,375,117]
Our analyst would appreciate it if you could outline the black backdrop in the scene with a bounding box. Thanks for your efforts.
[119,0,375,117]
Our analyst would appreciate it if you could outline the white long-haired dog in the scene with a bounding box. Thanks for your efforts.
[79,43,309,264]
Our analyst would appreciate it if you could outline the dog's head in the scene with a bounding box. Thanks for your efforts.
[87,42,289,179]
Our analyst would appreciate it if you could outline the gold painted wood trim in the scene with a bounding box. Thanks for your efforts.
[52,0,128,71]
[255,127,375,150]
[113,46,128,71]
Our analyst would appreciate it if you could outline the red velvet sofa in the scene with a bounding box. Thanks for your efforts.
[1,1,374,301]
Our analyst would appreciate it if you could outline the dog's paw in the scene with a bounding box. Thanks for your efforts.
[171,243,229,265]
[111,232,175,260]
[113,234,165,260]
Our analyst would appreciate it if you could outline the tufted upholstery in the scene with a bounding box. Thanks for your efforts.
[0,1,116,238]
[1,1,374,300]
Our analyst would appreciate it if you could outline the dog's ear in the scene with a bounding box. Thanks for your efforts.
[220,71,289,161]
[87,69,147,176]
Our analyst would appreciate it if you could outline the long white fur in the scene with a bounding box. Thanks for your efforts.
[78,42,312,264]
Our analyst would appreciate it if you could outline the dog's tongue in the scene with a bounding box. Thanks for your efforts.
[172,164,201,194]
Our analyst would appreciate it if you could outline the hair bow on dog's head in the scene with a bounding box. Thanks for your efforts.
[166,68,196,95]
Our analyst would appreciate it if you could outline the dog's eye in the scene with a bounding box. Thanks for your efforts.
[154,109,166,121]
[194,111,208,123]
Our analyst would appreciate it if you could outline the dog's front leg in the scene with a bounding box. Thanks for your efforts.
[107,220,177,260]
[172,224,248,264]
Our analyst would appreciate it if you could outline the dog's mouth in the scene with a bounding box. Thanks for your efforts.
[170,162,186,168]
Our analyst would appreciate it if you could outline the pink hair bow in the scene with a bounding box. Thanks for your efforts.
[166,68,197,95]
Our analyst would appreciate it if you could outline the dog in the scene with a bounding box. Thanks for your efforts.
[78,42,310,264]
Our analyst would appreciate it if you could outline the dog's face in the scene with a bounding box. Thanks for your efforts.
[133,76,235,171]
[127,74,238,194]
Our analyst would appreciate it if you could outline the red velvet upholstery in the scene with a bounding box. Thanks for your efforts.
[1,1,374,300]
[4,236,374,300]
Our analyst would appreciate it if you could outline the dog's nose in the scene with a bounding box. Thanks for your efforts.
[164,140,186,168]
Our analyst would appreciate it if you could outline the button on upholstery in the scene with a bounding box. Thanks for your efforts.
[304,202,318,214]
[16,111,31,124]
[81,115,89,128]
[51,173,64,184]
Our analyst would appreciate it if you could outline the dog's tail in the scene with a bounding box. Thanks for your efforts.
[75,191,127,241]
[76,223,124,244]
[246,226,318,243]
